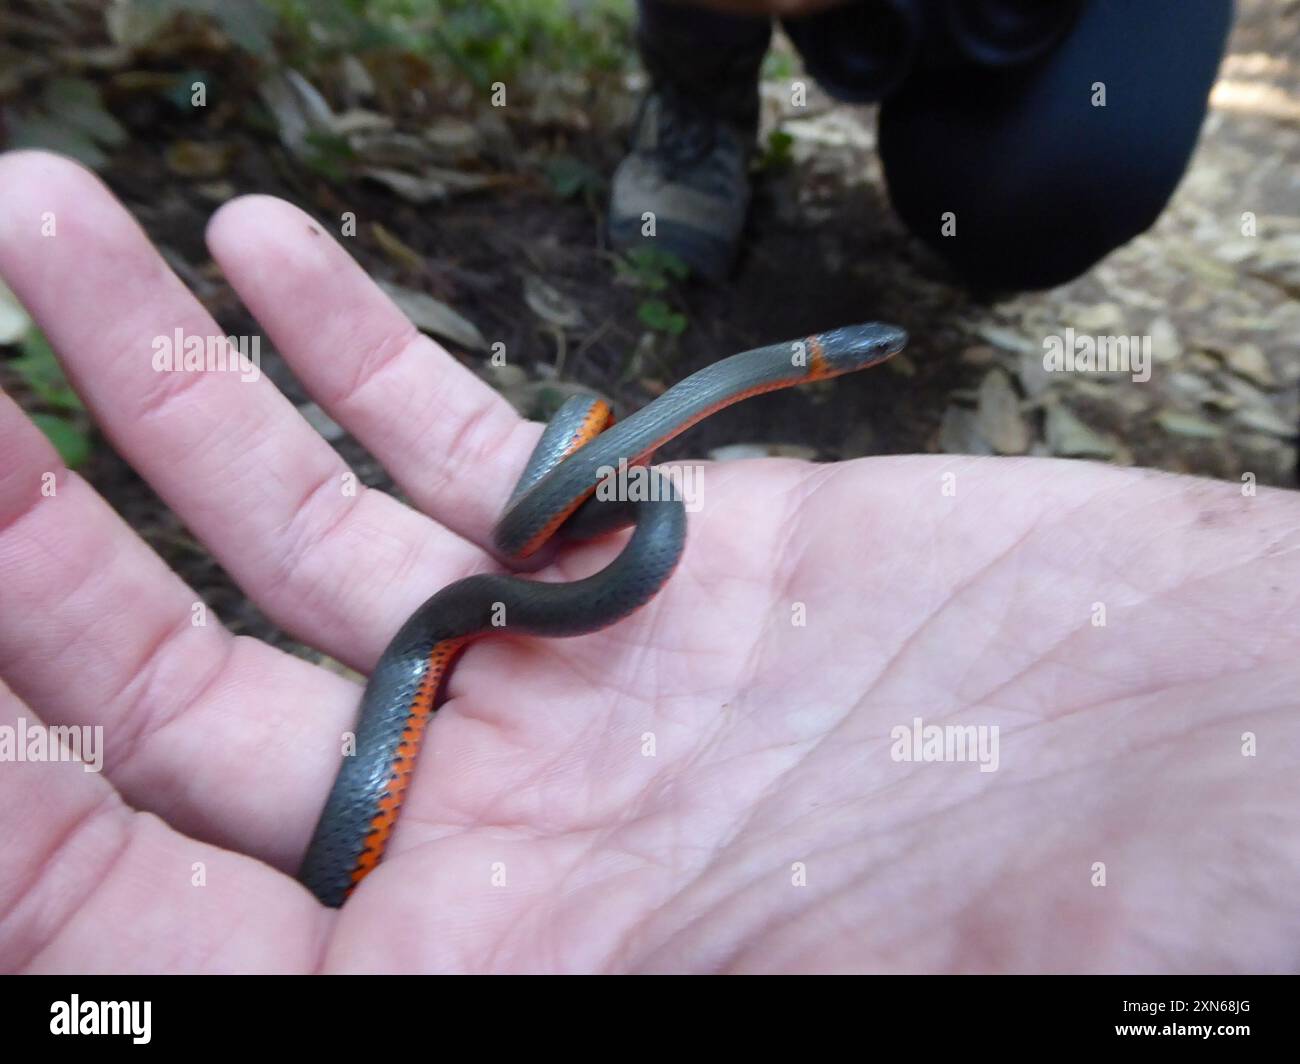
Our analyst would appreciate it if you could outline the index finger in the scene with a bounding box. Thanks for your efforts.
[206,194,543,546]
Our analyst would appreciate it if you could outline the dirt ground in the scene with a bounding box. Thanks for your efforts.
[2,0,1297,653]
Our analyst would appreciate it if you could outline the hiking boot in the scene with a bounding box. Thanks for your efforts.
[609,87,756,281]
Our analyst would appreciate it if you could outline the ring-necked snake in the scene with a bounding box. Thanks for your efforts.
[298,321,908,907]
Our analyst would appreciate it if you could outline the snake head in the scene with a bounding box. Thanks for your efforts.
[813,322,909,376]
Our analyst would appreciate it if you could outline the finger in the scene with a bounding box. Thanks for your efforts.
[0,386,364,865]
[0,151,480,672]
[0,686,325,973]
[205,193,541,544]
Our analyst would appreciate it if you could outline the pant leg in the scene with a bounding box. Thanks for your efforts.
[878,0,1235,290]
[637,0,773,127]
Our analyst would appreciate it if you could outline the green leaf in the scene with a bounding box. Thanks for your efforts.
[655,249,690,282]
[618,247,691,291]
[204,0,277,56]
[9,77,129,171]
[542,155,603,200]
[8,116,109,171]
[11,330,84,411]
[762,51,796,81]
[637,299,687,336]
[758,129,794,172]
[30,414,91,468]
[42,77,128,148]
[172,0,277,56]
[302,130,355,182]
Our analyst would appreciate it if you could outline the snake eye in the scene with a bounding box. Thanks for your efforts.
[822,322,908,368]
[874,324,908,358]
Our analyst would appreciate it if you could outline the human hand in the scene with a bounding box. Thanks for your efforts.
[1,151,1296,973]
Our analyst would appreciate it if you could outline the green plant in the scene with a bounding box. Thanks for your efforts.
[756,128,794,172]
[115,0,633,94]
[542,155,604,201]
[616,247,691,337]
[636,299,687,336]
[263,0,632,87]
[302,129,357,182]
[157,0,278,55]
[762,49,797,81]
[426,0,631,87]
[7,77,128,172]
[616,246,689,291]
[9,330,92,467]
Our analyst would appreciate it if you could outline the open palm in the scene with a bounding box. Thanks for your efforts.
[1,151,1296,973]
